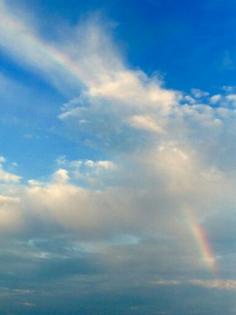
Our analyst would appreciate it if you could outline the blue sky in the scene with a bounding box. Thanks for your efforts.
[0,0,236,314]
[2,0,236,179]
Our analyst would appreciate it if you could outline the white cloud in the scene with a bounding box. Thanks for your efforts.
[128,115,165,133]
[0,0,179,112]
[0,194,22,231]
[52,168,70,184]
[2,1,236,280]
[151,279,236,291]
[0,165,21,183]
[83,159,116,170]
[191,88,209,99]
[226,94,236,105]
[189,279,236,290]
[210,94,222,104]
[0,155,6,164]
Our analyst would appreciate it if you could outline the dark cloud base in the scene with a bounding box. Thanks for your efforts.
[0,280,235,315]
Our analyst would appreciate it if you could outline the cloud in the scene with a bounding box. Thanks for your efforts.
[0,157,21,183]
[0,194,22,232]
[52,168,70,184]
[189,279,236,290]
[128,115,165,133]
[1,1,236,290]
[0,0,179,109]
[0,168,21,183]
[151,279,236,291]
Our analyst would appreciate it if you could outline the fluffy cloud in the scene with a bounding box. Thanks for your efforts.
[0,157,20,183]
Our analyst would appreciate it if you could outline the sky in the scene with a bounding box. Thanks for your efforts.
[0,0,236,314]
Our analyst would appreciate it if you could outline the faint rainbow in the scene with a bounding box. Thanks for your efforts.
[0,5,86,84]
[187,209,218,275]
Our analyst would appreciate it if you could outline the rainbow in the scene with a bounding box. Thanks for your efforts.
[0,3,220,277]
[187,209,218,275]
[0,2,96,90]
